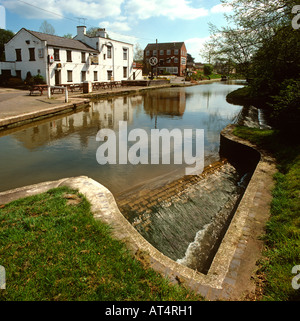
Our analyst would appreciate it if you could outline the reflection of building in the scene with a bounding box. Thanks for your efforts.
[12,95,141,150]
[143,90,186,117]
[144,42,187,76]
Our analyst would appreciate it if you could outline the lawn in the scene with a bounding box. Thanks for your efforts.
[0,187,202,301]
[233,126,300,301]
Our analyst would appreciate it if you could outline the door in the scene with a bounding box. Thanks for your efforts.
[55,70,61,85]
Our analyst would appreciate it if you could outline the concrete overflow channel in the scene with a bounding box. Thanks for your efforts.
[0,123,276,300]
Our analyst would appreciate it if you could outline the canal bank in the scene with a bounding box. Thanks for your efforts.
[0,124,276,300]
[0,79,221,131]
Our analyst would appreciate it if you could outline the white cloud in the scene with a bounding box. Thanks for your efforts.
[1,0,212,22]
[185,36,211,61]
[125,0,208,20]
[0,0,124,19]
[210,3,232,14]
[60,0,123,19]
[100,20,131,32]
[0,0,62,19]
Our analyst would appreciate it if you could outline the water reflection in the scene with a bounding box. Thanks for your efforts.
[0,82,244,194]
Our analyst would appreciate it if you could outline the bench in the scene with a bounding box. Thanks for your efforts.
[51,86,65,94]
[28,85,48,96]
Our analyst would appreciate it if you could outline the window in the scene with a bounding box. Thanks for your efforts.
[181,57,186,65]
[107,46,112,59]
[167,49,171,55]
[67,70,72,82]
[107,70,112,80]
[15,49,22,61]
[153,50,157,56]
[54,49,60,61]
[81,71,86,82]
[94,71,98,81]
[123,48,128,60]
[81,52,86,63]
[159,59,164,65]
[174,57,178,63]
[123,67,127,78]
[66,50,72,62]
[174,49,179,55]
[29,48,35,61]
[160,50,164,56]
[16,70,21,78]
[146,50,150,56]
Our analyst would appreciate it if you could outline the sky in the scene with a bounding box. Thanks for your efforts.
[0,0,232,62]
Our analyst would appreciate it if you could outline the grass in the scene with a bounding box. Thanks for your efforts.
[233,126,300,301]
[0,187,202,301]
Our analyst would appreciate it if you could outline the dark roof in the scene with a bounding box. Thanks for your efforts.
[144,42,185,51]
[25,29,98,53]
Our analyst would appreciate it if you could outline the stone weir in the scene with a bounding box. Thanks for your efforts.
[0,125,276,300]
[116,159,247,274]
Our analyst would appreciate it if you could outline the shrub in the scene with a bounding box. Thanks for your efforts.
[6,77,24,87]
[269,79,300,134]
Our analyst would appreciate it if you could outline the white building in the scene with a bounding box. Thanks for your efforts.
[0,26,139,85]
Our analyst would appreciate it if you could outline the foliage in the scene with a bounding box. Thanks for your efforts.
[250,26,300,96]
[203,64,213,78]
[187,53,195,63]
[0,187,203,301]
[63,34,73,39]
[269,79,300,133]
[233,126,300,301]
[25,74,46,86]
[133,43,144,62]
[213,0,300,134]
[0,29,14,61]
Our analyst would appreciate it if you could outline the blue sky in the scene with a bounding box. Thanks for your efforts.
[0,0,232,62]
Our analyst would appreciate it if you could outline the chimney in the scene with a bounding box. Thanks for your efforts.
[77,26,86,39]
[96,28,107,38]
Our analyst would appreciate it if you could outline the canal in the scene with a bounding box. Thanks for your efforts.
[0,81,245,195]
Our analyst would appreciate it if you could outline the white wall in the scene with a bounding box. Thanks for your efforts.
[74,28,134,82]
[1,27,135,84]
[4,29,47,81]
[47,47,99,86]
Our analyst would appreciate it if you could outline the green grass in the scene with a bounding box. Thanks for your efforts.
[0,187,202,301]
[233,126,300,301]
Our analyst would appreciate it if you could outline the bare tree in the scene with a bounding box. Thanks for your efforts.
[39,21,56,35]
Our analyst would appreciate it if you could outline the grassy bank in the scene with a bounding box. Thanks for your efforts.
[0,187,202,301]
[233,126,300,301]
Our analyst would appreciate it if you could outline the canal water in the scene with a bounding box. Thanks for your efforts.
[0,81,244,194]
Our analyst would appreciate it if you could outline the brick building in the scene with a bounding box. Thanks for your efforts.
[144,42,187,77]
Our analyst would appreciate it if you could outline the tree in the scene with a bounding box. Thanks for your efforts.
[0,29,14,61]
[86,27,110,39]
[63,33,73,39]
[133,43,143,62]
[39,21,56,35]
[86,27,98,37]
[187,53,195,64]
[217,0,300,133]
[203,64,213,79]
